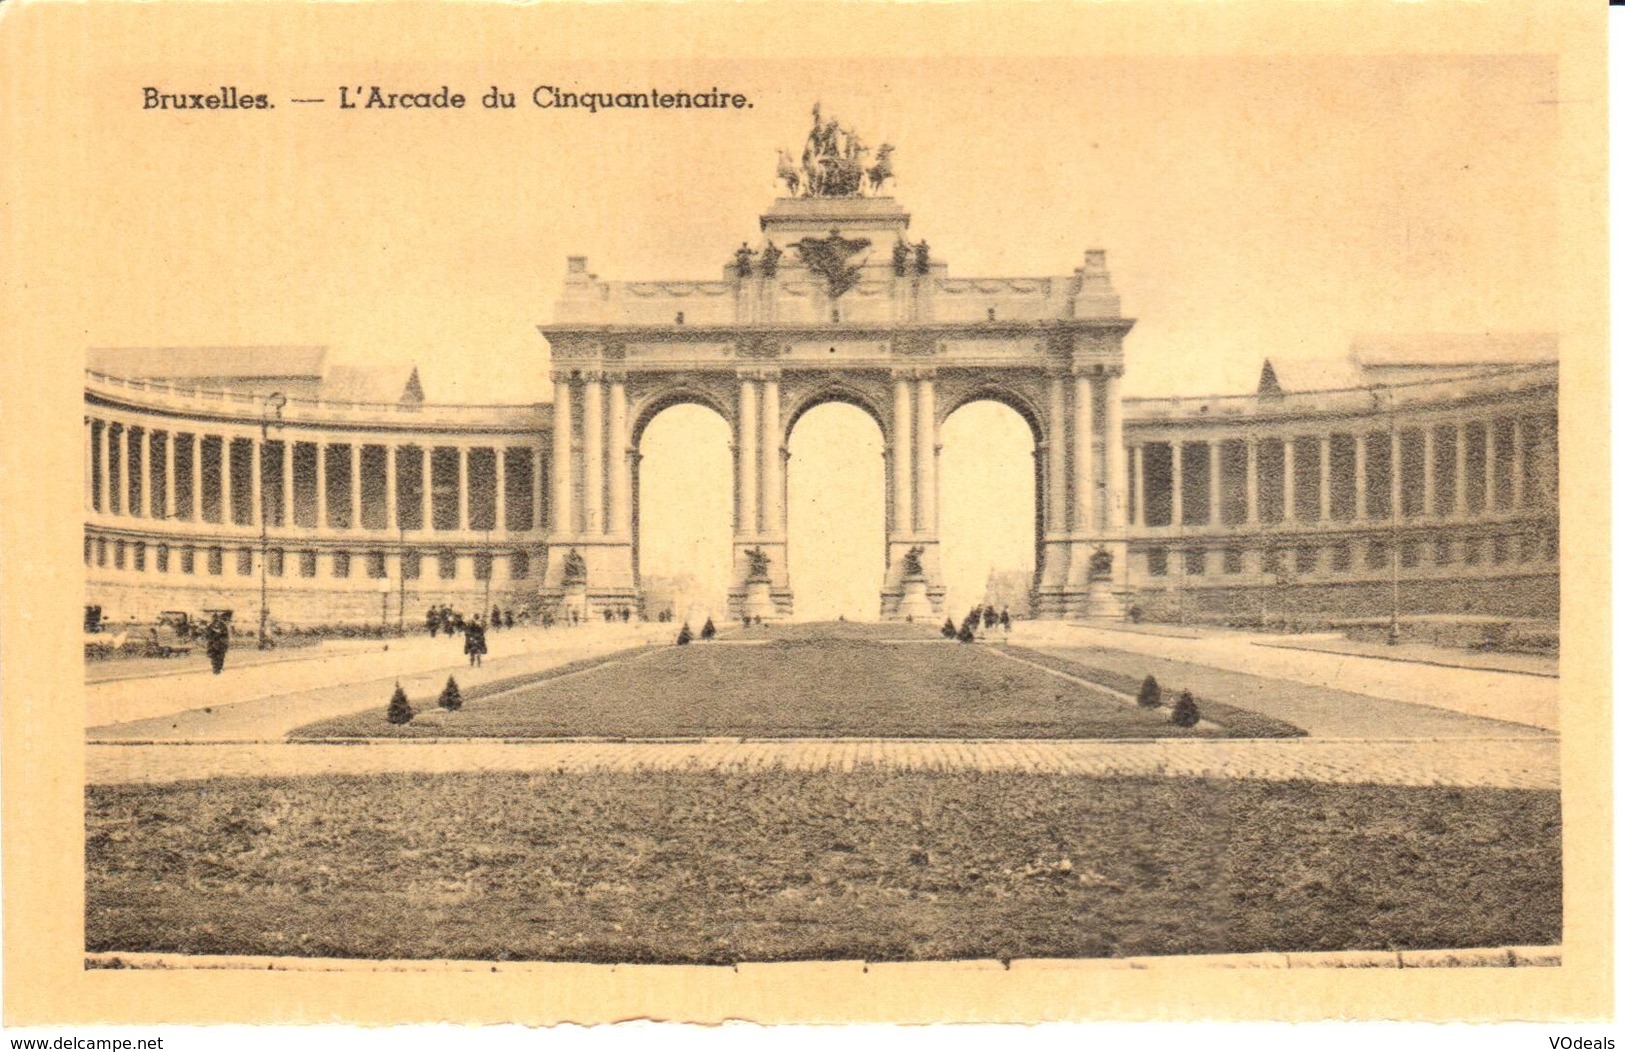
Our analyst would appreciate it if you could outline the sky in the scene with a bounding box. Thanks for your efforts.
[71,47,1562,405]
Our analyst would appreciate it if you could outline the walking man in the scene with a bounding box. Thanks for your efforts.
[204,613,230,675]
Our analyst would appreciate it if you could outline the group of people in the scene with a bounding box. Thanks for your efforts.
[425,604,520,638]
[943,605,1012,642]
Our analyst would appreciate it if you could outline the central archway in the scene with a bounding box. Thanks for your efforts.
[786,401,886,621]
[633,402,733,624]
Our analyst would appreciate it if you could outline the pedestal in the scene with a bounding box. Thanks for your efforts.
[1083,576,1127,619]
[741,578,777,622]
[896,577,934,622]
[560,581,589,623]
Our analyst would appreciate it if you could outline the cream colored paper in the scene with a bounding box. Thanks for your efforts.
[1,0,1609,1024]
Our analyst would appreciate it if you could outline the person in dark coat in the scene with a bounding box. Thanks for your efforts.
[465,616,487,667]
[503,609,514,629]
[204,614,230,674]
[426,607,440,638]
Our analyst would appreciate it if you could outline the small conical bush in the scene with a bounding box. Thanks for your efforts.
[438,675,463,712]
[1137,675,1162,708]
[386,682,415,725]
[1171,690,1200,728]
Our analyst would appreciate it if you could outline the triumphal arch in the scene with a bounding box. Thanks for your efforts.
[539,108,1134,620]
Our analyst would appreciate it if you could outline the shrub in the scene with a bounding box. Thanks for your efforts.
[956,618,977,643]
[1137,675,1162,708]
[941,617,956,639]
[676,622,693,646]
[1171,690,1199,728]
[438,675,463,712]
[386,683,415,725]
[700,618,716,641]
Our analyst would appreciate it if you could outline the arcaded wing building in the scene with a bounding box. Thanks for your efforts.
[82,121,1558,631]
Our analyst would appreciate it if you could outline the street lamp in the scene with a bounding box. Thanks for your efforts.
[1371,385,1401,646]
[398,523,409,633]
[257,392,287,650]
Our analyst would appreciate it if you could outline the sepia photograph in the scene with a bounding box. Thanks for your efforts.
[1,0,1610,1030]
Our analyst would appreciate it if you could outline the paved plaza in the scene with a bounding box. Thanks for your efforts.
[86,620,1560,792]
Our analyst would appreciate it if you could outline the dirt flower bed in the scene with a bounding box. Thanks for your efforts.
[86,770,1559,963]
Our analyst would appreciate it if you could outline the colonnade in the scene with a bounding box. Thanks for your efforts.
[1126,411,1556,531]
[84,414,548,535]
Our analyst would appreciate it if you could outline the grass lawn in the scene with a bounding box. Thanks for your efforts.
[86,770,1560,963]
[293,633,1301,740]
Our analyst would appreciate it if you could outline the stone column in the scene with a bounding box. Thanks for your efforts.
[347,443,361,529]
[1169,441,1184,528]
[1073,374,1095,534]
[609,376,632,536]
[916,373,937,536]
[165,430,178,520]
[249,436,261,527]
[738,377,759,536]
[315,442,328,529]
[418,446,431,532]
[1047,375,1067,532]
[761,374,783,539]
[219,434,234,526]
[98,420,112,514]
[494,445,508,533]
[891,374,912,535]
[456,445,470,532]
[135,427,150,518]
[1208,439,1222,526]
[1422,427,1437,517]
[1455,421,1469,518]
[1354,433,1368,520]
[1244,439,1259,525]
[582,376,604,534]
[1281,438,1296,521]
[1131,444,1145,527]
[189,432,201,523]
[1318,435,1332,522]
[1483,418,1498,513]
[385,443,398,531]
[1510,417,1525,509]
[552,375,574,536]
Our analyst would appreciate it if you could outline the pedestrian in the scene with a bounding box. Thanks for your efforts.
[204,613,230,674]
[465,616,487,668]
[504,609,514,629]
[426,607,440,638]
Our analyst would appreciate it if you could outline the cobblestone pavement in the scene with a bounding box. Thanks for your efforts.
[87,735,1558,790]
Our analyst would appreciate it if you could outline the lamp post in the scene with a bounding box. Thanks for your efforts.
[1371,385,1401,646]
[376,574,392,633]
[257,392,287,650]
[398,523,409,633]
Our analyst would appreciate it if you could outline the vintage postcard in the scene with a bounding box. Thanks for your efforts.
[0,0,1610,1029]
